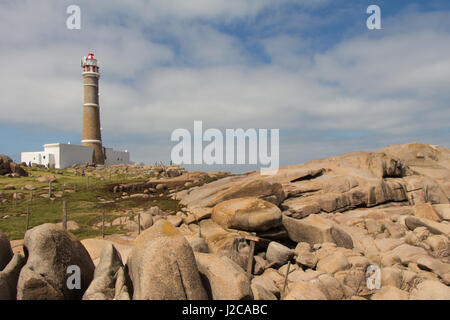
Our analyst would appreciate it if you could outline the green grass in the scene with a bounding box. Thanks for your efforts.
[0,167,181,240]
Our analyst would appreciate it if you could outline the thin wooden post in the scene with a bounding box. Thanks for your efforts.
[62,201,67,230]
[283,260,292,295]
[26,207,30,231]
[246,239,256,276]
[30,191,33,203]
[49,181,52,197]
[137,213,141,235]
[102,211,105,239]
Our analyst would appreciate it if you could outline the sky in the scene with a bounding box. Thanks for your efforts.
[0,0,449,173]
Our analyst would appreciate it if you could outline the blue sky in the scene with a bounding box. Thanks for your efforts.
[0,0,449,172]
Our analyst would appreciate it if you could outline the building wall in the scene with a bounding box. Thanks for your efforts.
[21,151,53,167]
[104,148,130,165]
[53,144,93,169]
[22,144,129,168]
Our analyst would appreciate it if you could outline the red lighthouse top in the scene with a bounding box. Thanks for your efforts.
[81,51,99,74]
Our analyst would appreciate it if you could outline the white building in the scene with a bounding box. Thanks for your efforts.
[21,143,130,169]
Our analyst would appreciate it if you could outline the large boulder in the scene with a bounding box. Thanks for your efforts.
[282,214,353,249]
[0,229,13,271]
[0,254,26,300]
[126,220,208,300]
[83,243,128,300]
[410,280,450,300]
[17,224,95,300]
[212,197,282,232]
[195,252,253,300]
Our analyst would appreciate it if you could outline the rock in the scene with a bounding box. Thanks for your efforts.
[410,280,450,300]
[126,220,208,300]
[0,254,26,300]
[316,251,351,274]
[294,242,318,269]
[333,268,368,298]
[404,216,450,236]
[36,175,57,183]
[114,267,131,300]
[266,242,294,267]
[56,220,79,231]
[416,256,450,280]
[425,235,449,257]
[186,236,209,253]
[433,204,450,221]
[381,267,403,289]
[282,214,353,249]
[135,212,153,230]
[83,243,126,300]
[3,185,15,190]
[251,283,277,300]
[371,286,409,300]
[17,224,95,300]
[0,230,13,271]
[212,197,282,232]
[413,203,442,222]
[284,281,328,300]
[167,215,183,227]
[387,244,428,265]
[213,180,285,206]
[195,252,252,300]
[252,272,281,297]
[316,274,344,300]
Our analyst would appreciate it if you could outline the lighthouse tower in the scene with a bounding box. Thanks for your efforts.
[81,52,104,164]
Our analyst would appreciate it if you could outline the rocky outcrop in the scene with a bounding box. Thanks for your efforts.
[282,214,353,249]
[83,243,129,300]
[0,230,13,271]
[0,155,28,177]
[195,253,252,300]
[17,224,95,300]
[212,197,282,232]
[126,220,208,300]
[0,254,26,300]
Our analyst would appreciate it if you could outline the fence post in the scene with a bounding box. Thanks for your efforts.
[49,181,52,197]
[283,260,292,295]
[102,211,105,239]
[246,237,256,276]
[26,207,30,232]
[137,213,141,235]
[62,201,67,230]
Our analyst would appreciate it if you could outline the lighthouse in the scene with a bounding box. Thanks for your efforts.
[20,52,131,168]
[81,52,104,164]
